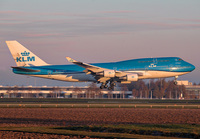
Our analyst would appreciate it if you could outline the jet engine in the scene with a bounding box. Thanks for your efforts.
[126,74,138,81]
[120,74,138,81]
[97,70,115,77]
[103,70,115,77]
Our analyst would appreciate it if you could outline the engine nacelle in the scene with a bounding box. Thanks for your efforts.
[103,70,115,77]
[126,74,138,81]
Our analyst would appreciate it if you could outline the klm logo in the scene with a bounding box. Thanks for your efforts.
[21,51,30,56]
[16,51,35,62]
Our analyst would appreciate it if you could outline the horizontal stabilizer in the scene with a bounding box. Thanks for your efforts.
[12,67,40,72]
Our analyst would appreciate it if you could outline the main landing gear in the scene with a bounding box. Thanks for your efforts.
[100,81,116,90]
[100,82,108,89]
[174,76,178,85]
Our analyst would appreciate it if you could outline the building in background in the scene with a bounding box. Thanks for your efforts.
[0,80,199,99]
[177,80,193,86]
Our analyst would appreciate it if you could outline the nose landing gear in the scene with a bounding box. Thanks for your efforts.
[174,76,178,85]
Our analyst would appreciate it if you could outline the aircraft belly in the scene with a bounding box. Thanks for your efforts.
[138,71,189,79]
[30,73,96,82]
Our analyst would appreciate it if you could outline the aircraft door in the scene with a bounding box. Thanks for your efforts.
[153,58,157,64]
[48,70,52,77]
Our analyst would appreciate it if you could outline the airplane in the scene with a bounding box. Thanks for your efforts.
[6,41,195,90]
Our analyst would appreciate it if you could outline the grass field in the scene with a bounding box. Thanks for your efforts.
[0,98,199,109]
[0,98,200,104]
[0,98,199,138]
[0,124,199,139]
[0,103,199,109]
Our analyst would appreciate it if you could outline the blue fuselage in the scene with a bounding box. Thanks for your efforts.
[12,57,195,82]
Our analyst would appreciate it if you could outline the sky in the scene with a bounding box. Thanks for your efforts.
[0,0,200,86]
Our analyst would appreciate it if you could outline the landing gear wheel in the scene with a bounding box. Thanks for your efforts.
[111,82,116,86]
[174,80,178,85]
[174,76,178,85]
[104,84,108,88]
[107,81,116,90]
[108,86,114,90]
[100,82,109,89]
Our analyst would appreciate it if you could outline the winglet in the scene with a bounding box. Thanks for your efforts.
[66,57,78,63]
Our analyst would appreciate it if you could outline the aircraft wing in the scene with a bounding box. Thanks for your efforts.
[66,57,109,73]
[66,57,124,82]
[66,57,143,83]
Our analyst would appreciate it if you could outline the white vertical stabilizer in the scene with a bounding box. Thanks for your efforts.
[6,41,48,66]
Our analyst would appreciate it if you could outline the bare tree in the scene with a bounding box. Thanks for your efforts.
[85,83,99,99]
[121,84,128,99]
[6,86,12,98]
[73,87,82,98]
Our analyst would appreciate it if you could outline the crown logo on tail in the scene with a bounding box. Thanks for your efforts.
[21,51,30,56]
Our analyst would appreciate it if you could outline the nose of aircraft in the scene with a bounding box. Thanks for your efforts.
[190,63,195,71]
[187,62,195,72]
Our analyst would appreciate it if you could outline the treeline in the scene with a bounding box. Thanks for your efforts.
[120,79,187,99]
